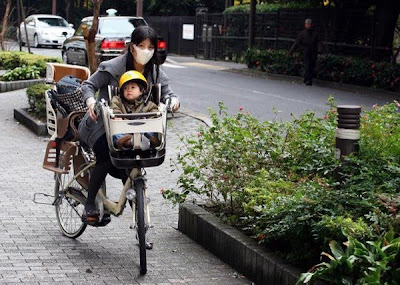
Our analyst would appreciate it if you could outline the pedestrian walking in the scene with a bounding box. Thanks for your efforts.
[289,18,320,86]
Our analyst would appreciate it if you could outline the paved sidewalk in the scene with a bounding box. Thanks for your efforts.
[0,89,250,284]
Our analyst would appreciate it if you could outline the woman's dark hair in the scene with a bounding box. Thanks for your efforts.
[126,25,159,83]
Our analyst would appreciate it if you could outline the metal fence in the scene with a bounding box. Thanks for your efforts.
[146,16,196,56]
[147,9,394,61]
[195,8,392,61]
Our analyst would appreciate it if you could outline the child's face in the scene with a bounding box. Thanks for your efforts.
[122,82,142,102]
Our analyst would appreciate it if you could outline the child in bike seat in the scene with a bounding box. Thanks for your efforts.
[111,70,160,150]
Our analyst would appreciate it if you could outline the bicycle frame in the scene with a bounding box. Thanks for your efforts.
[63,156,150,228]
[40,71,168,275]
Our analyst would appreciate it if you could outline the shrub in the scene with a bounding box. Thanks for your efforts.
[1,65,41,81]
[26,83,51,119]
[243,48,400,92]
[224,2,313,13]
[164,99,400,267]
[1,53,23,70]
[297,230,400,284]
[0,51,61,76]
[244,48,303,75]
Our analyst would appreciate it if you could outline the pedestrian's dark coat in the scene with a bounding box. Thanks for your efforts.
[289,28,319,56]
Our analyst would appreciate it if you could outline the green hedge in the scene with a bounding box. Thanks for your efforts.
[164,99,400,272]
[224,2,313,13]
[244,48,400,92]
[26,83,51,120]
[0,51,61,78]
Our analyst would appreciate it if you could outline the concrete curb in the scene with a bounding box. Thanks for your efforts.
[178,107,212,127]
[14,108,48,136]
[0,78,44,93]
[179,202,303,284]
[225,68,400,97]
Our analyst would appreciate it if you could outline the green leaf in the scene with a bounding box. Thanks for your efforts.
[329,240,345,260]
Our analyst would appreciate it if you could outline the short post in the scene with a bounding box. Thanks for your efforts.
[335,105,361,159]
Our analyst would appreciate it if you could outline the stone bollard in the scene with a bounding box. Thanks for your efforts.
[335,105,361,159]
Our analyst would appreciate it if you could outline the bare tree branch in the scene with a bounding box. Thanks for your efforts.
[0,0,12,50]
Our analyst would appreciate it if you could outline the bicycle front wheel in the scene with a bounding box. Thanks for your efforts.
[135,178,147,275]
[54,170,87,239]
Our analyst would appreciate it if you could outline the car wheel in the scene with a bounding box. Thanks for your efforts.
[33,34,39,48]
[62,51,69,64]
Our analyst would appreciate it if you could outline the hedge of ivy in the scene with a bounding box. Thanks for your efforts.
[244,48,400,92]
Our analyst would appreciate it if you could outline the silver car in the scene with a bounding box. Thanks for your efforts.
[18,14,75,48]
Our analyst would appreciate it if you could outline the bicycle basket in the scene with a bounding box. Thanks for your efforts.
[100,101,168,169]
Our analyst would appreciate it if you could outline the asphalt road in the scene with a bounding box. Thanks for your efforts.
[162,57,399,121]
[12,43,399,121]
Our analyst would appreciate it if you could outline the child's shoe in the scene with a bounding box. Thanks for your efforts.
[148,135,160,147]
[116,134,133,149]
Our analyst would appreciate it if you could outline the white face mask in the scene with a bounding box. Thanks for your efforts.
[133,44,154,65]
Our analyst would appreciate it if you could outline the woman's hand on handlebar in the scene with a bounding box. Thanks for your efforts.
[88,102,98,121]
[170,97,180,112]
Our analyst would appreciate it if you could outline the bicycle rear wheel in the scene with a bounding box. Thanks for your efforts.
[54,169,87,238]
[135,178,147,275]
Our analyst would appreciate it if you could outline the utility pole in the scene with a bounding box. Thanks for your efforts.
[249,0,256,48]
[137,0,143,17]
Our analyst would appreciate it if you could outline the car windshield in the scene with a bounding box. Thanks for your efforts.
[99,18,147,36]
[37,17,68,27]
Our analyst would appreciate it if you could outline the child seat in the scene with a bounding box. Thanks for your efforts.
[44,63,90,139]
[43,63,91,176]
[100,83,168,169]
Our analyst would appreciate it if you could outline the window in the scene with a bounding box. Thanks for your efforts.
[37,17,68,27]
[98,18,147,37]
[74,21,92,36]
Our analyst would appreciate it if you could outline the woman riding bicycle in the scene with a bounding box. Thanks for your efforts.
[78,26,180,224]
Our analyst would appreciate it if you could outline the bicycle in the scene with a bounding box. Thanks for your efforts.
[39,73,169,275]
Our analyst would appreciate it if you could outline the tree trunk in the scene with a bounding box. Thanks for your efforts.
[0,0,12,50]
[64,0,71,22]
[137,0,143,17]
[19,0,31,53]
[52,0,57,14]
[374,0,400,52]
[86,0,103,73]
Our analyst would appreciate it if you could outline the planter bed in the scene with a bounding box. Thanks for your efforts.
[179,202,303,285]
[0,78,44,93]
[14,108,47,136]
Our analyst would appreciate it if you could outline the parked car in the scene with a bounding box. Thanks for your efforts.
[17,14,75,48]
[62,16,167,66]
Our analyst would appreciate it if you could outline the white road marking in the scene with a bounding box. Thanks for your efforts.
[162,63,187,69]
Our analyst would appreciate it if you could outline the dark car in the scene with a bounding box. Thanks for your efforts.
[62,16,167,66]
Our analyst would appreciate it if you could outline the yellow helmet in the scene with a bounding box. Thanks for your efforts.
[119,70,148,91]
